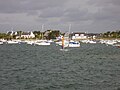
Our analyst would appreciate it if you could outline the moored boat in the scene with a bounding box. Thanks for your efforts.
[68,40,80,47]
[34,40,50,46]
[0,41,3,45]
[6,40,19,44]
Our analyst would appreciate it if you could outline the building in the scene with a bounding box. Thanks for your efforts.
[87,33,100,39]
[71,32,87,40]
[70,32,101,40]
[16,31,35,39]
[7,31,14,36]
[21,32,35,39]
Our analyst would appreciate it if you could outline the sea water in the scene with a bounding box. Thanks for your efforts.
[0,43,120,90]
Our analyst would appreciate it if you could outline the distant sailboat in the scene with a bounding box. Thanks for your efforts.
[34,24,51,46]
[68,24,80,47]
[0,41,3,45]
[66,24,80,48]
[59,24,80,51]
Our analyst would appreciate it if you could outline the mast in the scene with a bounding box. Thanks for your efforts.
[68,24,71,40]
[68,24,71,34]
[41,24,44,39]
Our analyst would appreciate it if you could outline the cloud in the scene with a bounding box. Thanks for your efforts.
[0,0,120,33]
[0,0,67,13]
[39,7,65,18]
[61,8,90,22]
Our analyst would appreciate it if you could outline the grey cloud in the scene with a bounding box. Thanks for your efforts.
[85,0,120,22]
[0,0,67,13]
[92,4,120,22]
[88,0,120,6]
[39,7,65,18]
[0,0,120,33]
[61,8,90,22]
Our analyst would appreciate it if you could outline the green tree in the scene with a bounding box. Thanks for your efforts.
[47,30,60,39]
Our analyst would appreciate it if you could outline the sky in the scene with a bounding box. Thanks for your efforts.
[0,0,120,33]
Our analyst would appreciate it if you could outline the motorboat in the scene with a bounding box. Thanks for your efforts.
[68,40,80,47]
[34,40,50,46]
[0,41,3,45]
[6,40,19,44]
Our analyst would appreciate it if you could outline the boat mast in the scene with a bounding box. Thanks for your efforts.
[68,24,71,40]
[41,24,44,39]
[68,24,71,34]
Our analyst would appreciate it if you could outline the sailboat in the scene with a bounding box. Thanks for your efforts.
[67,24,80,47]
[68,40,80,47]
[0,41,3,45]
[34,24,51,46]
[59,24,80,51]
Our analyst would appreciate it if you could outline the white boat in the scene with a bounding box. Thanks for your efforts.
[114,44,120,48]
[59,24,80,48]
[106,40,117,45]
[26,40,35,45]
[88,40,96,44]
[34,40,50,46]
[56,40,69,46]
[47,39,53,43]
[34,25,51,46]
[68,40,80,47]
[0,41,3,45]
[0,39,7,43]
[7,40,19,44]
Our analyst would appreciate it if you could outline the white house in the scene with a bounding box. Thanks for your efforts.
[21,32,35,38]
[71,32,87,40]
[7,31,14,36]
[16,31,35,39]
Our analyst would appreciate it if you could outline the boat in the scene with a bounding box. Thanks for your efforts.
[113,44,120,48]
[0,39,7,43]
[88,40,96,44]
[6,40,19,44]
[68,40,80,47]
[34,24,51,46]
[56,40,69,46]
[113,42,120,48]
[0,41,3,45]
[105,40,117,45]
[26,40,35,45]
[59,24,80,48]
[34,40,50,46]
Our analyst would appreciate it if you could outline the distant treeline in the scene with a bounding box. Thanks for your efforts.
[33,30,61,39]
[0,30,120,39]
[102,30,120,38]
[0,30,61,40]
[0,33,9,39]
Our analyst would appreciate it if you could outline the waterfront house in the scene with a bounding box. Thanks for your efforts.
[7,31,14,36]
[20,32,35,39]
[71,32,87,40]
[87,33,100,39]
[16,31,35,39]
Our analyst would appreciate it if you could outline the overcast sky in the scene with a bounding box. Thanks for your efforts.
[0,0,120,33]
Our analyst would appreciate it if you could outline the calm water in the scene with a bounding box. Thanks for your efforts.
[0,43,120,90]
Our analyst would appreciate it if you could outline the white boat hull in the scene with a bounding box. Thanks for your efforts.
[68,40,80,47]
[35,41,50,46]
[7,41,19,44]
[68,44,80,47]
[0,42,3,45]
